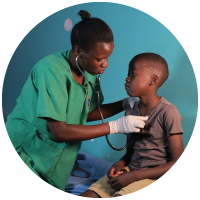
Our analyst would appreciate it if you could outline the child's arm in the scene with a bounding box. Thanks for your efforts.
[107,135,134,179]
[130,134,184,180]
[108,134,184,190]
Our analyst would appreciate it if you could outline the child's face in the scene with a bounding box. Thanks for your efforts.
[125,59,151,97]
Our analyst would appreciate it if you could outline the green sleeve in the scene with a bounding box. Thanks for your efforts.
[33,66,68,121]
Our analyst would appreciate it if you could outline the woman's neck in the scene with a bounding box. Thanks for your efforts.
[69,50,85,85]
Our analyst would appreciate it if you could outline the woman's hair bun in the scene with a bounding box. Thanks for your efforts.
[78,10,91,20]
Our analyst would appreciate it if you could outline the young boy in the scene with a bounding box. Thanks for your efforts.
[80,53,184,198]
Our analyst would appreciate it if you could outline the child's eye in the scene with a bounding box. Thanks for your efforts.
[127,71,136,77]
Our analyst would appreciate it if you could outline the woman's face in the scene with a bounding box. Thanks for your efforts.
[78,41,114,76]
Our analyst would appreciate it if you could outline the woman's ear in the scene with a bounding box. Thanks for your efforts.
[74,46,82,56]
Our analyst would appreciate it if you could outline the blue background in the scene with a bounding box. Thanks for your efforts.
[2,2,198,162]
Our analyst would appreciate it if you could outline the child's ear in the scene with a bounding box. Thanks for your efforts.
[149,75,159,86]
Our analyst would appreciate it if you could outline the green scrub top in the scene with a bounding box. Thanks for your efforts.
[6,50,104,191]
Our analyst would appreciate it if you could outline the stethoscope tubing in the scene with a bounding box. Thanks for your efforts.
[76,53,130,151]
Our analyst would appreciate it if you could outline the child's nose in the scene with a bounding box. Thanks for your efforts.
[126,76,130,82]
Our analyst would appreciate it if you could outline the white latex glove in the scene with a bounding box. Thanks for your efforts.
[109,115,148,135]
[122,97,140,109]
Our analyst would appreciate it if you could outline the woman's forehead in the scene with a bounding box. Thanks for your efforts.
[88,41,114,56]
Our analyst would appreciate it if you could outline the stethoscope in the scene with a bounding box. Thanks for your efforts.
[76,53,131,151]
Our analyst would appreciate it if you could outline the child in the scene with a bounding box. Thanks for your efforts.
[80,53,184,198]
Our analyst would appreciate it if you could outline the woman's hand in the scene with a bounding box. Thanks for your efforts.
[108,171,136,191]
[109,115,148,134]
[107,164,122,180]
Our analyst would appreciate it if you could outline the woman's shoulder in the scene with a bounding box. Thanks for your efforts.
[32,51,71,76]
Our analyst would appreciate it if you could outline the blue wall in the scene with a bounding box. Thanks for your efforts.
[2,2,197,162]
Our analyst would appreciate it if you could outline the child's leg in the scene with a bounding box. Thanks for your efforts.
[79,174,116,198]
[79,190,101,198]
[113,178,156,197]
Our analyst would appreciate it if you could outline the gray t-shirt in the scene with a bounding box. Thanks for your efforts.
[127,97,183,171]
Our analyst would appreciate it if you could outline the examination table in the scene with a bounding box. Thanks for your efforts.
[65,151,114,195]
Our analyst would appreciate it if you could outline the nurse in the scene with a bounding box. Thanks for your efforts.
[6,10,147,191]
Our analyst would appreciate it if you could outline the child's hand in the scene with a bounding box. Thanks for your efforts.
[108,172,133,191]
[107,165,122,180]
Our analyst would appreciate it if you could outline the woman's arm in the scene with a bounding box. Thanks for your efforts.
[131,134,184,180]
[87,100,124,122]
[47,119,110,142]
[47,115,147,143]
[46,99,123,142]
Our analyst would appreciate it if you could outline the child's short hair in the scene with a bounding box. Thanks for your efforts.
[130,53,169,87]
